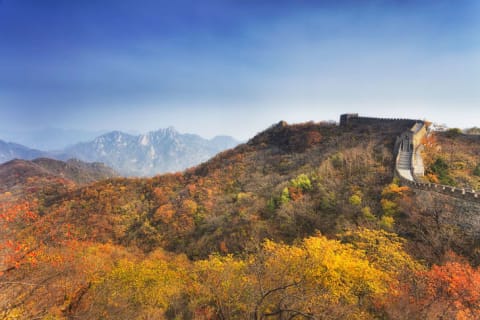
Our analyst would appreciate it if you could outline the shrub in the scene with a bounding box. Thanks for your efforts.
[430,157,456,186]
[445,128,462,138]
[290,174,312,191]
[381,199,398,216]
[279,187,290,204]
[330,153,343,169]
[474,164,480,177]
[380,216,394,230]
[349,194,362,206]
[362,207,376,221]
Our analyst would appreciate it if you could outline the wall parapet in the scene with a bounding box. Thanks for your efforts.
[339,114,421,127]
[396,170,480,202]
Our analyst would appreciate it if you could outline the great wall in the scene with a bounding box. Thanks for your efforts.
[340,113,480,202]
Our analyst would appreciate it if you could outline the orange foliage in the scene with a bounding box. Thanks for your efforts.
[381,183,410,199]
[154,203,176,223]
[419,261,480,319]
[287,186,303,201]
[0,198,41,272]
[305,130,322,146]
[219,240,228,254]
[388,255,480,320]
[154,187,173,204]
[426,173,440,184]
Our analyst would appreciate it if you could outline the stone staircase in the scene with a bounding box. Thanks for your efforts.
[396,151,414,181]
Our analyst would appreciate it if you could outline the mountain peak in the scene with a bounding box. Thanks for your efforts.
[150,126,178,136]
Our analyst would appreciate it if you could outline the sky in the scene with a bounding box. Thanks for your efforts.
[0,0,479,146]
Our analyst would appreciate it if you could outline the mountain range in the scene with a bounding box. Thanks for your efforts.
[0,128,239,176]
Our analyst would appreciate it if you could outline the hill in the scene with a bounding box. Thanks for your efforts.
[34,120,410,255]
[0,158,118,197]
[2,117,480,319]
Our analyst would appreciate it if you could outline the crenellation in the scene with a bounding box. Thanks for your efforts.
[397,174,480,202]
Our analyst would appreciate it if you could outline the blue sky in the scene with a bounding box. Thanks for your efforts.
[0,0,479,143]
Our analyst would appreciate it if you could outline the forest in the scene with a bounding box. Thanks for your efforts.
[1,120,480,319]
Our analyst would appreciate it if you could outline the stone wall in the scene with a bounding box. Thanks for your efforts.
[397,175,480,202]
[339,114,418,128]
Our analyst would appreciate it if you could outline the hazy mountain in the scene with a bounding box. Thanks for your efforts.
[1,128,239,176]
[0,139,47,163]
[61,128,240,176]
[0,128,107,150]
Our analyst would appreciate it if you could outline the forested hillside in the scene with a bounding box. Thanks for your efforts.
[1,120,480,319]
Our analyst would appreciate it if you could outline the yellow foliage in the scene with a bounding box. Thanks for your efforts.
[349,194,362,206]
[362,207,376,221]
[262,236,389,305]
[181,199,198,214]
[193,254,253,317]
[381,199,398,216]
[84,230,420,319]
[342,228,421,275]
[380,215,394,230]
[92,249,188,318]
[191,233,404,318]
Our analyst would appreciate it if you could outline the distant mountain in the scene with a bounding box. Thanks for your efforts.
[0,128,107,150]
[0,139,46,163]
[1,128,240,176]
[61,128,240,176]
[0,158,118,194]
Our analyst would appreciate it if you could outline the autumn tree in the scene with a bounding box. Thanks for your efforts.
[385,254,480,320]
[89,249,190,320]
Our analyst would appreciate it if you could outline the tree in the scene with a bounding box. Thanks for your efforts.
[386,256,480,320]
[417,259,480,319]
[192,254,253,319]
[190,232,408,319]
[89,249,189,319]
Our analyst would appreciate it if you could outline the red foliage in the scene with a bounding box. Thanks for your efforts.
[0,198,41,273]
[388,255,480,320]
[420,261,480,318]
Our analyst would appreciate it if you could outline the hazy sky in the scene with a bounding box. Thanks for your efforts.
[1,0,479,141]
